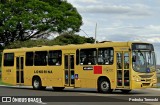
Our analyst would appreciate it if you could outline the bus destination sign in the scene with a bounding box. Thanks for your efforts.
[132,43,154,51]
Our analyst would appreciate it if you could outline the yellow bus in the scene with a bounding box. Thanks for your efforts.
[1,41,157,93]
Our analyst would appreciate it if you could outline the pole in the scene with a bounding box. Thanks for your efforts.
[95,23,97,44]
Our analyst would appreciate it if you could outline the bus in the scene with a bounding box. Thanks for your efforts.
[1,41,157,93]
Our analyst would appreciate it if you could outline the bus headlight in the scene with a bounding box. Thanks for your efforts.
[136,78,141,82]
[152,78,156,81]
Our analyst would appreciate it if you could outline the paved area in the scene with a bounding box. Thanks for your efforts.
[0,85,160,105]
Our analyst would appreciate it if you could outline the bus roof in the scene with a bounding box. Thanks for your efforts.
[3,41,151,53]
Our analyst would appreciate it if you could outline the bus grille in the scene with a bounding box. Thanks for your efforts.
[139,75,153,78]
[142,83,150,87]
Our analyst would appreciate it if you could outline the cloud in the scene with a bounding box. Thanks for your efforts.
[68,0,160,64]
[68,0,152,17]
[78,5,131,14]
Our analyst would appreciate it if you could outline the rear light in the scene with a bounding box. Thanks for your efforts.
[124,80,129,82]
[118,80,122,82]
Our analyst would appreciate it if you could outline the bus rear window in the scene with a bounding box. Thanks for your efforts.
[4,53,14,66]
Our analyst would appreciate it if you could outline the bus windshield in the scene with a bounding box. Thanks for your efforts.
[132,51,156,73]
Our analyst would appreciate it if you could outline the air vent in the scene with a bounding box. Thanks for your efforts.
[139,75,153,78]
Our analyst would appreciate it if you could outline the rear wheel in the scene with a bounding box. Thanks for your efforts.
[98,79,112,93]
[32,77,46,90]
[121,89,131,93]
[53,87,65,91]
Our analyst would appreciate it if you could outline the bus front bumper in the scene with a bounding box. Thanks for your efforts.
[131,80,157,89]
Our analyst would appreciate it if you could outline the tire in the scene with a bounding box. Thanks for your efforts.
[53,87,65,91]
[32,77,45,90]
[121,89,131,94]
[98,79,112,93]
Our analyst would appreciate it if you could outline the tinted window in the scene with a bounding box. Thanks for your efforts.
[76,50,79,65]
[98,48,114,65]
[48,50,62,66]
[4,53,14,66]
[80,49,97,65]
[26,52,33,66]
[34,51,47,66]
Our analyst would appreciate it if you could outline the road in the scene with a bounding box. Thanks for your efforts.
[0,86,160,105]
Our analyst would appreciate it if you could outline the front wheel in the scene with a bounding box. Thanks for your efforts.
[98,79,112,93]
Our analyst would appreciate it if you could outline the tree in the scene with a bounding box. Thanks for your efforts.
[50,33,95,45]
[6,33,95,48]
[0,0,82,45]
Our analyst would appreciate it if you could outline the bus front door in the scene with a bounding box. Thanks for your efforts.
[64,54,75,87]
[16,56,24,84]
[116,52,130,89]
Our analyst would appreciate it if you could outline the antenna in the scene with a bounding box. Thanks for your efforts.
[95,23,97,44]
[80,29,90,38]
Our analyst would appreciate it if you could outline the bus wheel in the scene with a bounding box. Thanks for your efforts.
[121,89,131,94]
[98,79,112,93]
[32,77,43,90]
[53,87,65,91]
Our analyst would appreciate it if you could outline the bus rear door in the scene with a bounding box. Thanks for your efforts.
[64,54,75,87]
[16,56,24,85]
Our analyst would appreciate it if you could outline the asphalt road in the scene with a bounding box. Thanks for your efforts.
[0,86,160,105]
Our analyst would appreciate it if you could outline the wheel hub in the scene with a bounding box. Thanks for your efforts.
[101,81,109,90]
[34,80,39,88]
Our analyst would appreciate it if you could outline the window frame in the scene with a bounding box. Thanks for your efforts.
[48,50,62,66]
[3,53,14,66]
[97,47,114,65]
[80,48,97,65]
[34,51,48,66]
[25,52,34,66]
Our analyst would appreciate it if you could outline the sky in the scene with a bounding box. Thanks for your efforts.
[67,0,160,65]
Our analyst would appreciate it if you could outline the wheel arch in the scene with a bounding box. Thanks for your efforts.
[97,76,111,88]
[32,75,42,85]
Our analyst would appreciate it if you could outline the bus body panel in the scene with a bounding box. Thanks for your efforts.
[1,42,157,91]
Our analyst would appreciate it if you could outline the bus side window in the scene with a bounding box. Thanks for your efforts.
[76,50,79,65]
[98,48,114,65]
[80,49,97,65]
[26,52,33,66]
[34,51,47,66]
[48,50,62,66]
[4,53,14,66]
